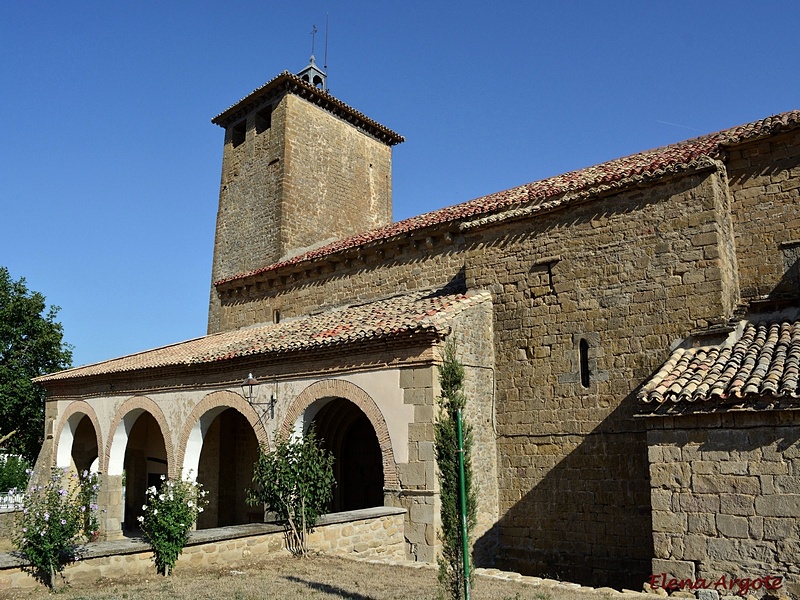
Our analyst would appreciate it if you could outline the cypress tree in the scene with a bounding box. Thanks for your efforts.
[435,339,476,600]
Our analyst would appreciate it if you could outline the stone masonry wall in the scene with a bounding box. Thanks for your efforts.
[384,300,497,564]
[646,410,800,588]
[0,511,15,541]
[390,363,438,563]
[726,129,800,300]
[468,171,736,588]
[281,94,393,259]
[211,94,286,295]
[450,299,500,566]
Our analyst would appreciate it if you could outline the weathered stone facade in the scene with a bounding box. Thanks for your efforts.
[29,62,800,592]
[646,411,800,583]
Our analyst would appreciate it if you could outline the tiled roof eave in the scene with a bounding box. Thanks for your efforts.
[210,71,404,146]
[637,398,800,418]
[638,312,800,415]
[35,324,445,386]
[215,156,720,290]
[460,156,719,232]
[34,289,490,386]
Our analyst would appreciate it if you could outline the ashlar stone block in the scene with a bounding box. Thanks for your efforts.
[651,558,696,581]
[755,494,800,517]
[716,514,749,539]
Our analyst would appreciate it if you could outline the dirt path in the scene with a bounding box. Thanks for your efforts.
[0,554,638,600]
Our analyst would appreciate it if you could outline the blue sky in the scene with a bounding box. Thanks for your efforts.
[1,1,798,368]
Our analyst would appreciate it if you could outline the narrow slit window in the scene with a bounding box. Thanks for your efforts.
[273,309,281,324]
[579,338,590,388]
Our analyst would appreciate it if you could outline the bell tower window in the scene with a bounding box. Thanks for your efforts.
[255,106,272,134]
[231,120,246,148]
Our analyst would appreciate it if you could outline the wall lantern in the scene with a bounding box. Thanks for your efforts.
[241,373,276,419]
[241,373,259,403]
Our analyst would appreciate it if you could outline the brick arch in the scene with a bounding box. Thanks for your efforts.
[104,396,175,478]
[280,379,399,488]
[175,390,269,478]
[53,401,103,472]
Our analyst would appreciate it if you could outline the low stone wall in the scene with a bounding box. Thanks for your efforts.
[0,506,405,589]
[0,510,17,541]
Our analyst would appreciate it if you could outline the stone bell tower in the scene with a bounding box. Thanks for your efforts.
[207,60,404,333]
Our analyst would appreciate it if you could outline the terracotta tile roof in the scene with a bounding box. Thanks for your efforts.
[638,313,800,413]
[216,109,800,288]
[211,71,404,146]
[35,290,490,383]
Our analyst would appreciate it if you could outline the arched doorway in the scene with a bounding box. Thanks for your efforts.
[195,408,260,529]
[121,412,167,532]
[310,398,384,512]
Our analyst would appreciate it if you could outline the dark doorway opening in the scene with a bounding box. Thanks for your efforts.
[311,398,384,512]
[196,408,260,529]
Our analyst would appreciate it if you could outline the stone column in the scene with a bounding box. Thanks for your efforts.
[98,473,124,541]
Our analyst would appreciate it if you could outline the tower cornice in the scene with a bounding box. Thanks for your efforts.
[211,71,404,146]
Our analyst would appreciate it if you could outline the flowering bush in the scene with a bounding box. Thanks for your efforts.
[77,470,100,539]
[138,475,208,575]
[11,468,100,588]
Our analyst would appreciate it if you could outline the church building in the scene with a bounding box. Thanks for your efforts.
[34,60,800,589]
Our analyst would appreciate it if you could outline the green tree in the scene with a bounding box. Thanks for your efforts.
[248,428,335,556]
[0,267,72,462]
[435,339,477,600]
[0,453,30,491]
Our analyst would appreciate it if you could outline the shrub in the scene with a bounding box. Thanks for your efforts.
[11,468,99,588]
[0,453,30,492]
[435,340,477,600]
[76,470,100,539]
[138,475,208,575]
[248,428,335,556]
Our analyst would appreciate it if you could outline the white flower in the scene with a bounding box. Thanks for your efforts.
[159,494,165,501]
[152,509,158,515]
[147,486,157,495]
[198,507,204,513]
[142,505,148,511]
[187,500,193,508]
[137,515,144,523]
[160,474,166,481]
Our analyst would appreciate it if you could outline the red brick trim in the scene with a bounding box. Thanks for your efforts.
[280,379,399,488]
[175,390,270,472]
[53,401,103,471]
[104,396,176,478]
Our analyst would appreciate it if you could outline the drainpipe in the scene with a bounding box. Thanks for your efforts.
[456,408,471,600]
